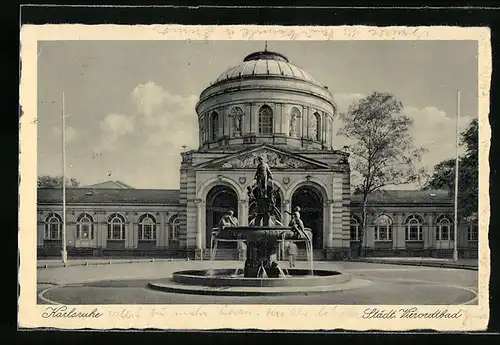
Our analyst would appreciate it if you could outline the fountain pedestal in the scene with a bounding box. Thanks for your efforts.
[244,238,281,278]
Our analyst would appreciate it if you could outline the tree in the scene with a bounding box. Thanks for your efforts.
[338,92,426,256]
[38,175,80,188]
[424,119,478,221]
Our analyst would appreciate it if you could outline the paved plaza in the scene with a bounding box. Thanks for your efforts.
[37,260,478,305]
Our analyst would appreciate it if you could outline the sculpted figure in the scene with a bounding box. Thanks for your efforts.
[286,206,306,239]
[219,210,238,230]
[233,114,242,132]
[254,156,273,193]
[289,113,298,135]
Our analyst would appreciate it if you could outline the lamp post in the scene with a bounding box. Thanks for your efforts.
[453,91,461,262]
[61,92,68,266]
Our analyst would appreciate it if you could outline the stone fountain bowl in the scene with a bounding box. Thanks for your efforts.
[170,268,351,287]
[215,226,313,242]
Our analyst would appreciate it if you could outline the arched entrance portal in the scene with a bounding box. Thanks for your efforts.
[291,186,324,249]
[205,185,238,248]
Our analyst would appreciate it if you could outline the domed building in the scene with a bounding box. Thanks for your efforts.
[180,49,351,260]
[36,49,478,261]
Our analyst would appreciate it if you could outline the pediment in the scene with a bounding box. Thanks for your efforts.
[196,146,331,170]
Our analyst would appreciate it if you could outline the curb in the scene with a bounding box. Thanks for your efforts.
[37,258,188,269]
[147,278,373,297]
[353,259,478,271]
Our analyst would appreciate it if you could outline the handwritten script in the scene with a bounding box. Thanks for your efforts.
[362,307,463,320]
[100,306,346,320]
[42,306,103,319]
[153,26,429,41]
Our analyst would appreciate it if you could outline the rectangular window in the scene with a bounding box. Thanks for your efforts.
[78,224,94,240]
[406,226,423,241]
[441,227,449,240]
[350,226,359,241]
[141,224,156,240]
[468,226,478,241]
[49,224,60,239]
[437,226,454,241]
[108,225,125,240]
[375,226,392,241]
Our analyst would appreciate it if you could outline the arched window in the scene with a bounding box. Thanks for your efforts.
[312,112,321,141]
[258,105,273,135]
[405,214,424,241]
[168,214,180,246]
[107,213,126,240]
[210,111,219,141]
[373,214,393,241]
[44,213,62,240]
[289,107,301,137]
[435,214,454,241]
[138,213,157,241]
[350,216,360,241]
[76,213,94,240]
[468,223,478,242]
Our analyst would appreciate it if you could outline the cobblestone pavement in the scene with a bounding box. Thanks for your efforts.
[36,261,478,305]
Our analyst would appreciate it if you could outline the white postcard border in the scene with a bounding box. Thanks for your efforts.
[19,24,491,331]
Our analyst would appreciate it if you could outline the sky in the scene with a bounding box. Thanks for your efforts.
[36,40,478,189]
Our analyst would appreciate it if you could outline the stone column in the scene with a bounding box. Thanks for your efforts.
[194,198,205,258]
[129,213,137,248]
[365,213,375,248]
[238,199,249,226]
[325,116,330,148]
[424,213,434,249]
[221,106,226,137]
[244,103,251,135]
[157,212,163,248]
[98,212,107,249]
[322,112,326,145]
[282,200,291,227]
[219,107,225,138]
[126,214,133,248]
[329,118,334,149]
[303,106,309,138]
[279,103,284,134]
[395,213,405,249]
[228,112,233,138]
[326,200,335,248]
[251,103,258,134]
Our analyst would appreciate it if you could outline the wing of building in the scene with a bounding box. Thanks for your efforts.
[37,49,478,260]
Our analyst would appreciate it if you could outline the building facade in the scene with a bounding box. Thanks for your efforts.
[36,50,478,260]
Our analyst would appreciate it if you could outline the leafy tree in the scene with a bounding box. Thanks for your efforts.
[37,175,80,188]
[338,92,426,256]
[424,119,478,221]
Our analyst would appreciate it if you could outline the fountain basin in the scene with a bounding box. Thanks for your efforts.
[147,268,372,296]
[171,268,350,287]
[215,226,312,242]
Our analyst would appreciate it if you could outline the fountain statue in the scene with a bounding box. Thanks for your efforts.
[148,157,359,296]
[215,156,313,278]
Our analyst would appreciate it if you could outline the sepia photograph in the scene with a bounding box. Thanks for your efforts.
[19,25,490,330]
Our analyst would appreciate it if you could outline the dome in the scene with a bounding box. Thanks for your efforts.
[196,49,336,153]
[214,50,318,84]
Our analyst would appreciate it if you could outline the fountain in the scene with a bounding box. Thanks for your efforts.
[148,157,370,296]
